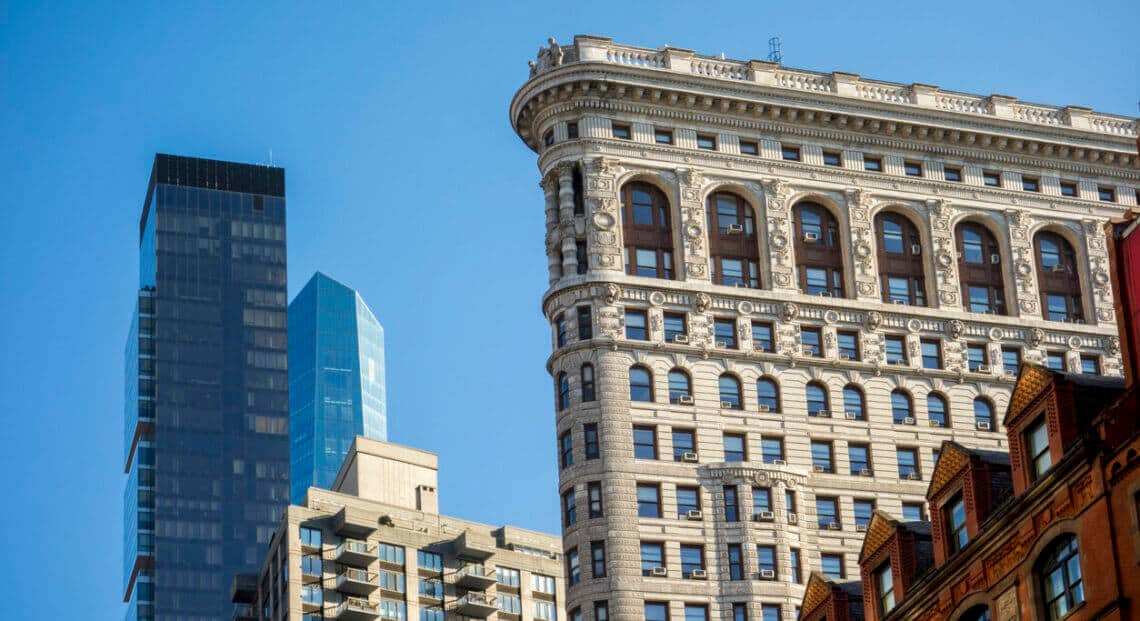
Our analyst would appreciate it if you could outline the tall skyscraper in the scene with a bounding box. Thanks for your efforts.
[288,271,387,503]
[124,154,290,621]
[511,36,1136,620]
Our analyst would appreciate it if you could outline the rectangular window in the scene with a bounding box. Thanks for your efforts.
[584,423,599,459]
[496,567,520,587]
[577,306,592,340]
[591,541,607,578]
[752,487,772,514]
[714,318,737,349]
[612,123,632,140]
[595,602,609,621]
[300,526,322,548]
[756,544,776,577]
[885,336,906,364]
[816,497,839,529]
[823,151,842,167]
[379,570,406,592]
[677,486,701,517]
[724,485,739,522]
[864,156,883,172]
[419,578,443,599]
[633,426,657,459]
[680,545,704,578]
[1027,418,1052,479]
[790,548,802,583]
[535,602,556,620]
[982,171,1001,187]
[854,499,874,527]
[421,607,444,621]
[663,313,687,343]
[801,327,822,356]
[563,490,576,526]
[654,129,674,145]
[1060,181,1078,197]
[751,322,774,352]
[897,448,919,480]
[1098,186,1115,202]
[821,554,844,579]
[739,140,759,156]
[724,433,747,462]
[902,503,926,522]
[762,437,783,464]
[672,428,695,461]
[560,431,573,469]
[697,134,717,150]
[684,605,708,621]
[811,441,834,473]
[1080,355,1099,375]
[567,548,580,585]
[531,573,556,594]
[837,331,859,360]
[1022,176,1040,192]
[417,550,442,571]
[781,145,801,161]
[904,161,923,177]
[785,489,797,515]
[921,339,942,369]
[567,122,579,139]
[1002,347,1021,373]
[587,481,603,518]
[727,544,744,580]
[555,314,568,348]
[944,167,962,182]
[544,130,555,146]
[967,344,988,371]
[875,563,896,614]
[1046,351,1065,371]
[946,494,968,552]
[849,444,870,475]
[761,606,780,621]
[625,309,648,340]
[576,239,588,274]
[640,545,665,576]
[378,543,405,565]
[637,483,661,518]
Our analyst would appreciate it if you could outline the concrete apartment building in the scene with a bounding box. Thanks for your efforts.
[234,437,566,621]
[509,36,1138,621]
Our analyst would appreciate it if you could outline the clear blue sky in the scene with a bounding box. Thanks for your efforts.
[1,1,1136,618]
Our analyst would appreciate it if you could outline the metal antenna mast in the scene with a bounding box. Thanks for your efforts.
[767,36,782,64]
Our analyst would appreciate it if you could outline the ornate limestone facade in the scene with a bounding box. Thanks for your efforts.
[510,35,1137,621]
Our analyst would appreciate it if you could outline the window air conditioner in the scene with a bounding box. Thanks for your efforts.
[758,569,776,580]
[845,412,860,420]
[838,354,851,361]
[720,401,735,409]
[819,291,832,297]
[677,395,694,405]
[906,472,921,481]
[903,417,916,425]
[812,465,826,473]
[715,341,728,349]
[1050,264,1066,273]
[827,522,841,530]
[929,420,943,427]
[787,513,798,524]
[856,524,868,532]
[726,224,744,234]
[685,510,703,520]
[771,459,787,466]
[754,511,775,521]
[975,365,991,373]
[758,404,771,413]
[689,569,708,580]
[860,468,873,477]
[682,452,699,463]
[672,334,689,344]
[976,421,992,431]
[990,254,1001,264]
[803,347,816,356]
[650,567,668,577]
[816,410,832,418]
[893,300,907,305]
[804,232,820,242]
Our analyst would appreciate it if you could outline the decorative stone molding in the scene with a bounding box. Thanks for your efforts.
[584,157,623,272]
[762,179,797,291]
[927,199,962,309]
[846,189,879,300]
[676,167,710,281]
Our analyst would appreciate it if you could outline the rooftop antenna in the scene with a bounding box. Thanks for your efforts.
[269,148,274,167]
[767,36,782,64]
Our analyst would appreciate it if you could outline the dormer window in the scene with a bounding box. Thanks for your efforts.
[1026,418,1051,480]
[945,493,968,553]
[874,563,896,615]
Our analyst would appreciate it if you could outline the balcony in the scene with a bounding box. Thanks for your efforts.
[334,596,380,620]
[335,539,377,566]
[335,506,377,539]
[453,592,498,617]
[455,529,496,560]
[336,567,379,596]
[456,563,497,589]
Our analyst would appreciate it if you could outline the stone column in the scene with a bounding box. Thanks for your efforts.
[845,189,879,301]
[676,168,710,283]
[583,157,624,274]
[559,164,580,276]
[927,199,963,310]
[1005,209,1039,317]
[542,173,561,285]
[762,179,798,293]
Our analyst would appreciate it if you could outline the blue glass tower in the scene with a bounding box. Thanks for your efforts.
[124,154,289,621]
[288,272,387,503]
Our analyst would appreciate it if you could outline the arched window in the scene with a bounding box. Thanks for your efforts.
[958,605,991,621]
[842,385,865,420]
[719,374,742,410]
[891,390,913,423]
[756,378,780,412]
[1038,536,1084,620]
[794,202,845,298]
[707,192,760,288]
[580,364,596,402]
[806,382,829,416]
[629,366,653,402]
[621,183,674,280]
[1035,232,1083,323]
[668,369,692,404]
[927,393,949,427]
[956,222,1006,315]
[973,398,994,430]
[876,212,927,306]
[557,373,570,410]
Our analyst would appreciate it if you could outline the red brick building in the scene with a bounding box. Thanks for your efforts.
[799,218,1140,621]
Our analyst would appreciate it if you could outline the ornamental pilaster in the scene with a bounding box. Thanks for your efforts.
[1004,209,1039,317]
[558,164,580,275]
[676,167,710,282]
[542,173,561,284]
[1082,218,1116,325]
[762,179,797,293]
[845,189,879,301]
[927,199,962,310]
[583,157,623,273]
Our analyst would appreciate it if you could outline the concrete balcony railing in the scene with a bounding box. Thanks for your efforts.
[336,567,379,596]
[453,592,498,618]
[335,539,376,567]
[455,563,497,589]
[334,596,380,620]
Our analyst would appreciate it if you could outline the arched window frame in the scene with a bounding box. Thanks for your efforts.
[842,384,865,420]
[629,365,654,403]
[1036,535,1084,620]
[706,191,761,289]
[806,381,830,416]
[955,221,1007,315]
[973,398,994,431]
[718,373,743,410]
[956,605,992,621]
[580,364,596,402]
[793,202,846,298]
[621,182,674,280]
[667,369,692,405]
[927,392,950,427]
[891,389,914,423]
[1033,231,1083,323]
[875,211,927,306]
[756,377,780,412]
[557,372,571,410]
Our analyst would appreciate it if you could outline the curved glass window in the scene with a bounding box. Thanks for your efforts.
[629,367,653,402]
[1038,536,1084,620]
[719,374,742,410]
[842,385,864,420]
[756,378,780,412]
[668,370,691,404]
[806,382,829,416]
[891,390,913,423]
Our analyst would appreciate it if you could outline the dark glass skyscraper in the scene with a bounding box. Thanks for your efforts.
[124,154,289,621]
[288,271,386,503]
